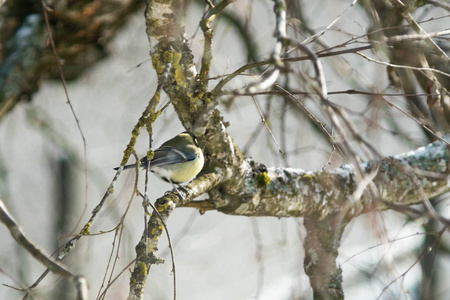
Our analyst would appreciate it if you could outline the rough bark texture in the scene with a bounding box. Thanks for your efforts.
[304,215,346,300]
[136,0,450,299]
[214,140,450,220]
[2,0,450,299]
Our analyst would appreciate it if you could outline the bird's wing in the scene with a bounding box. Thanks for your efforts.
[150,146,197,167]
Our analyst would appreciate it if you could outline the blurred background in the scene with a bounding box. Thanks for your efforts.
[1,0,449,299]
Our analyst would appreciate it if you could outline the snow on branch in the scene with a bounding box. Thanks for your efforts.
[215,139,450,220]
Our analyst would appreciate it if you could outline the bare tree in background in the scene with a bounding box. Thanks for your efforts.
[1,0,450,299]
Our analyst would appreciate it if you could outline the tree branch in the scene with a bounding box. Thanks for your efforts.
[0,199,88,300]
[210,139,450,219]
[128,171,223,299]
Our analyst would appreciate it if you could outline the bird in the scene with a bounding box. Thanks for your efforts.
[115,131,204,186]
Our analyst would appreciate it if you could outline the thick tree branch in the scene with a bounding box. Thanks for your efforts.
[128,171,223,300]
[304,214,346,300]
[140,1,450,300]
[212,139,450,219]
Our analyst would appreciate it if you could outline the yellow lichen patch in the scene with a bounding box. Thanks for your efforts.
[151,225,164,241]
[203,93,211,104]
[174,67,187,88]
[79,222,91,235]
[138,262,147,275]
[129,277,136,287]
[172,52,188,89]
[157,205,165,212]
[121,130,139,166]
[145,109,161,132]
[151,225,164,236]
[187,91,201,112]
[164,51,174,63]
[151,55,166,74]
[173,52,182,64]
[147,150,154,161]
[303,174,315,181]
[256,172,270,188]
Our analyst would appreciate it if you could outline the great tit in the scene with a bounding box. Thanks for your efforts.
[116,131,204,184]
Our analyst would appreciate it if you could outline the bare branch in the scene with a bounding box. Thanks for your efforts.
[0,200,88,300]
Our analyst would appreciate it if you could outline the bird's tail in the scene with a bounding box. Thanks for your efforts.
[113,164,137,171]
[114,162,148,171]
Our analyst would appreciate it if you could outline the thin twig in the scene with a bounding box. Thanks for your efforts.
[0,200,88,300]
[356,51,450,79]
[376,227,446,300]
[300,0,358,46]
[40,0,89,230]
[97,259,136,300]
[381,97,450,145]
[274,84,347,160]
[97,153,139,300]
[199,0,236,92]
[251,96,284,154]
[391,0,450,63]
[212,28,450,95]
